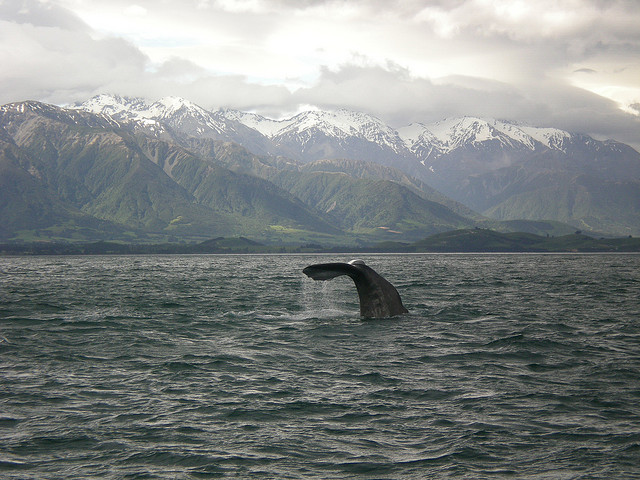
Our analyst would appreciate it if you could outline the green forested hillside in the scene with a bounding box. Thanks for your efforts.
[166,153,341,235]
[484,174,640,236]
[0,101,590,244]
[0,140,120,239]
[300,158,484,220]
[0,103,346,242]
[273,170,473,239]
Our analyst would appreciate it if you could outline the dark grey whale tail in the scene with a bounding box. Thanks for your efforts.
[303,259,408,318]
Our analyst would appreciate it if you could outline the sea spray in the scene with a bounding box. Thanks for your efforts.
[301,273,358,318]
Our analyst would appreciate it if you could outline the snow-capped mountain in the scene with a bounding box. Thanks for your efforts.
[221,108,412,163]
[77,94,168,135]
[77,96,413,163]
[393,117,640,221]
[396,117,573,165]
[72,95,640,234]
[76,95,636,167]
[220,107,639,185]
[78,94,223,135]
[4,95,640,237]
[78,95,628,174]
[76,95,270,152]
[224,108,399,143]
[1,99,127,132]
[220,109,287,138]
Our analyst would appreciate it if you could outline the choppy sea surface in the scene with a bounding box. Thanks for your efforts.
[1,253,639,479]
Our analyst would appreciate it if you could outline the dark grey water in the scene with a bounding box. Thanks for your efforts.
[1,254,639,479]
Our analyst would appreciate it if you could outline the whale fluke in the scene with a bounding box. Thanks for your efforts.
[303,259,408,318]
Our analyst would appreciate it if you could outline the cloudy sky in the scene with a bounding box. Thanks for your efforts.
[1,0,639,149]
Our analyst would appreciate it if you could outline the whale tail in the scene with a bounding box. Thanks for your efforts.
[303,260,407,318]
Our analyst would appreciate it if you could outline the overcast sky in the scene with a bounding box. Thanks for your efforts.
[1,0,639,149]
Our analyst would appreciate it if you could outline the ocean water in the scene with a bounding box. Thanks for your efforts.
[1,253,639,479]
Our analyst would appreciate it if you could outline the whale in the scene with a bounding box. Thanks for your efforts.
[303,259,408,318]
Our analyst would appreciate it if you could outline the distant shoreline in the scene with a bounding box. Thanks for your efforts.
[1,229,639,256]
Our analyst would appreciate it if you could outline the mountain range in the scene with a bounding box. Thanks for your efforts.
[1,95,639,244]
[79,95,640,235]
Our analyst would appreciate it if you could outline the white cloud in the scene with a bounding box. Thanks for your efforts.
[0,0,638,150]
[124,5,147,16]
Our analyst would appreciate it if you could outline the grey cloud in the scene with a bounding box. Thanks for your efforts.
[153,58,208,79]
[291,63,640,149]
[140,74,293,112]
[0,0,89,31]
[0,20,148,105]
[292,65,540,126]
[0,1,293,109]
[0,0,637,151]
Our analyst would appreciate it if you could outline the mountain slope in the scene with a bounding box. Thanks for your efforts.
[6,96,639,241]
[298,158,484,220]
[224,108,640,235]
[76,95,640,236]
[160,149,341,236]
[484,173,640,235]
[176,139,479,240]
[271,170,473,240]
[0,101,235,237]
[167,138,472,240]
[0,101,345,241]
[78,95,274,155]
[0,135,124,240]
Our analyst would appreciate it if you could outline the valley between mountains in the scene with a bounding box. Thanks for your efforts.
[1,95,639,245]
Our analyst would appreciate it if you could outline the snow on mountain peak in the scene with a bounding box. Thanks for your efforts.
[76,95,233,136]
[77,94,206,121]
[223,108,394,139]
[156,96,190,110]
[297,109,394,136]
[428,117,510,145]
[518,125,571,151]
[397,116,572,157]
[74,94,166,130]
[148,96,206,118]
[396,122,429,145]
[221,107,408,153]
[77,94,146,117]
[74,95,579,163]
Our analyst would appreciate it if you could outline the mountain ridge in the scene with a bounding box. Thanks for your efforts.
[2,96,638,241]
[1,99,491,243]
[74,94,640,235]
[77,94,639,160]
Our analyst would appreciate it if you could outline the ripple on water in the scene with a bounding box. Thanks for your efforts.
[0,254,639,479]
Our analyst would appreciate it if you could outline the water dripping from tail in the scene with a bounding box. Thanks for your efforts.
[300,276,356,320]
